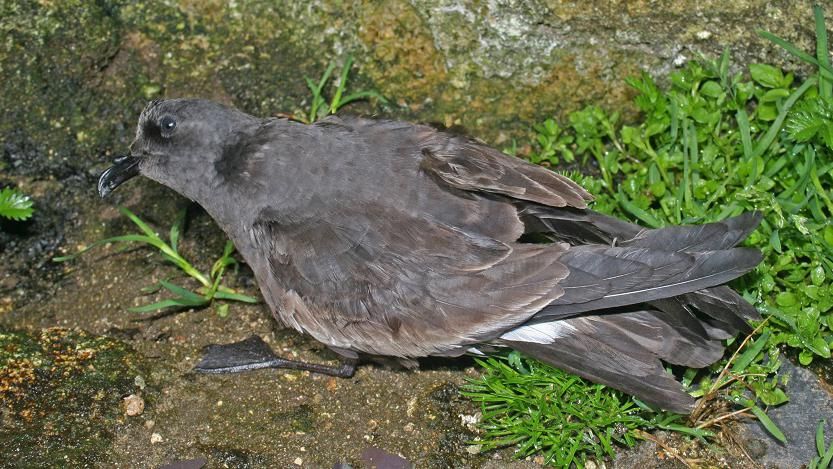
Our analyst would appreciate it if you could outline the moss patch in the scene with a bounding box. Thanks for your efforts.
[0,327,146,467]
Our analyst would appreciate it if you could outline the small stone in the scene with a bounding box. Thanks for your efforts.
[403,422,415,433]
[144,420,155,430]
[123,394,145,416]
[465,445,481,455]
[326,377,339,392]
[459,412,481,428]
[293,457,303,465]
[134,375,146,390]
[150,433,163,444]
[406,397,418,417]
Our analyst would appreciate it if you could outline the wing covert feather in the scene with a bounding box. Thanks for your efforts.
[249,202,570,356]
[418,134,593,208]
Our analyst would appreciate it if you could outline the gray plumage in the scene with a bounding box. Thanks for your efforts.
[100,98,763,412]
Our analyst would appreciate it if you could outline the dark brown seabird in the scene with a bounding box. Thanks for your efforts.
[99,98,763,412]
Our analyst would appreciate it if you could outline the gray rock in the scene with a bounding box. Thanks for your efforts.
[740,358,833,467]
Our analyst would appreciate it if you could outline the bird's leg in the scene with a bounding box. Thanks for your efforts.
[193,334,356,378]
[268,356,357,378]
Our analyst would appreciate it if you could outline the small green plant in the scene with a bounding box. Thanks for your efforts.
[463,351,712,467]
[689,325,787,444]
[0,187,34,221]
[810,420,833,469]
[527,119,574,166]
[299,54,387,124]
[465,325,785,465]
[462,351,648,467]
[55,207,257,316]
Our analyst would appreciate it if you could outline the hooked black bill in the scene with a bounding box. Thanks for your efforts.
[98,155,141,198]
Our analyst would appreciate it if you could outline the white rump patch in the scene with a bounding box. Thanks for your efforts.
[467,347,485,355]
[500,321,577,344]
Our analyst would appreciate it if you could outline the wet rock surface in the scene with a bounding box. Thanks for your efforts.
[0,327,147,467]
[740,358,833,467]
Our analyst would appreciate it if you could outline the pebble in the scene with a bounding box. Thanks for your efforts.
[134,375,146,390]
[459,412,481,429]
[123,394,145,416]
[293,457,303,465]
[150,433,163,444]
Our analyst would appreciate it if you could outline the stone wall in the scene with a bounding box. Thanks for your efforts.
[1,1,828,178]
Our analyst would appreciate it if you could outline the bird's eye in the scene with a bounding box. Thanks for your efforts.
[159,116,177,136]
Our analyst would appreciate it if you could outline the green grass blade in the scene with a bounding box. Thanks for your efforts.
[304,76,319,95]
[304,76,325,123]
[128,298,198,313]
[815,5,832,99]
[170,208,187,254]
[212,290,259,303]
[719,47,730,83]
[757,30,833,80]
[617,190,663,228]
[749,405,787,444]
[128,292,210,312]
[810,167,833,217]
[817,420,825,457]
[329,54,354,113]
[822,433,833,468]
[656,422,712,439]
[339,90,388,107]
[159,280,209,305]
[211,240,237,277]
[683,121,695,212]
[52,234,160,262]
[119,206,161,240]
[752,78,817,159]
[317,62,336,93]
[732,331,770,373]
[736,109,753,160]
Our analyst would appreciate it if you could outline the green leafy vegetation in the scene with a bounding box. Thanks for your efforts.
[465,322,774,466]
[298,54,387,124]
[470,4,833,466]
[810,420,833,469]
[462,352,647,467]
[463,352,711,467]
[0,187,34,221]
[54,207,257,316]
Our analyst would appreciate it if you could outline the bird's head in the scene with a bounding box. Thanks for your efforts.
[98,98,257,201]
